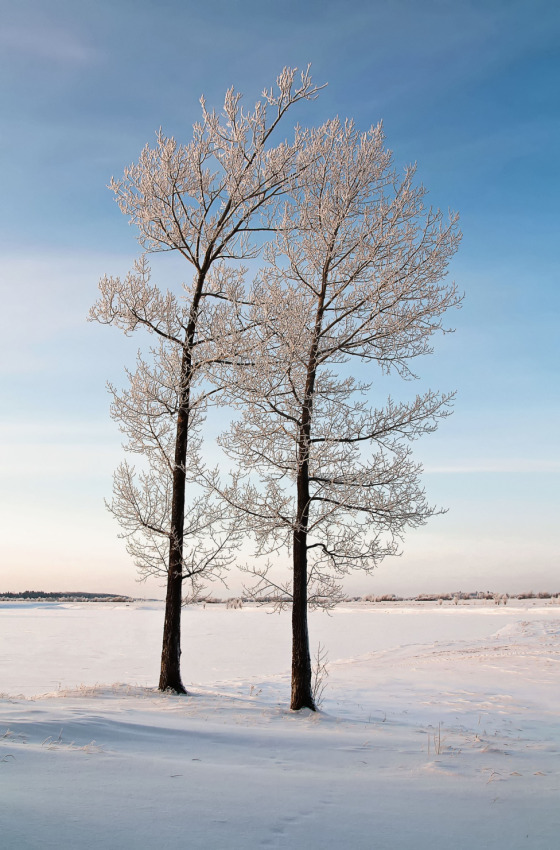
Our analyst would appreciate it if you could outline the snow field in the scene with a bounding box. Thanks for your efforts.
[1,601,559,849]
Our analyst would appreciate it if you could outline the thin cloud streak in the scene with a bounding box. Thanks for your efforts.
[0,442,120,480]
[425,460,560,474]
[0,24,98,65]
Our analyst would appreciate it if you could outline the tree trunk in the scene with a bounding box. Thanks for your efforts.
[290,270,328,711]
[158,403,189,693]
[290,403,316,710]
[158,557,186,693]
[291,523,315,710]
[158,269,206,693]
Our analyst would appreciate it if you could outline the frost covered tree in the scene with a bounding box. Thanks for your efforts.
[217,118,461,710]
[90,67,322,693]
[93,256,243,603]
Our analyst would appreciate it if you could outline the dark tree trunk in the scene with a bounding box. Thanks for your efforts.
[291,522,315,710]
[158,270,206,693]
[291,384,316,711]
[158,570,186,692]
[158,403,189,693]
[290,267,329,711]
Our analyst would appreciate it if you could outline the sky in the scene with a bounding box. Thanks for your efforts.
[0,0,558,598]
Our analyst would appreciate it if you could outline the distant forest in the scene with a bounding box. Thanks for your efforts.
[1,590,558,604]
[0,591,133,602]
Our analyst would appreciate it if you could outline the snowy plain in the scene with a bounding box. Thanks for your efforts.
[1,600,559,849]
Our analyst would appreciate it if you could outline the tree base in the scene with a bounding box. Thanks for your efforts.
[290,703,317,712]
[158,680,188,695]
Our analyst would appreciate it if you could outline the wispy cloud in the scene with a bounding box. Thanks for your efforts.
[0,441,119,480]
[0,24,98,65]
[0,250,134,373]
[0,419,115,442]
[425,459,560,474]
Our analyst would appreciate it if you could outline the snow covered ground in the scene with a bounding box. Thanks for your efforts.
[1,600,559,849]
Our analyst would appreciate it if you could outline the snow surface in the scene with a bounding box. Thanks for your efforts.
[1,600,559,849]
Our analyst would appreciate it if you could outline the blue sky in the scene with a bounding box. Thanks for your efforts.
[0,0,558,596]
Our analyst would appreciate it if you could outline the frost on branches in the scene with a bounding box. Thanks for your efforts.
[90,67,323,693]
[93,257,243,596]
[216,119,462,710]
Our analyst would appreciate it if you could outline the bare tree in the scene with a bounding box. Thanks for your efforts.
[90,68,322,693]
[216,118,462,710]
[97,259,241,602]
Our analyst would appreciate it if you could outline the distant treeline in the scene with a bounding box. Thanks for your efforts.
[0,591,134,602]
[357,591,560,602]
[201,590,560,605]
[3,590,558,605]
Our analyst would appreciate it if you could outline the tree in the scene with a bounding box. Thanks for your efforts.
[216,118,462,710]
[90,67,322,693]
[95,257,242,603]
